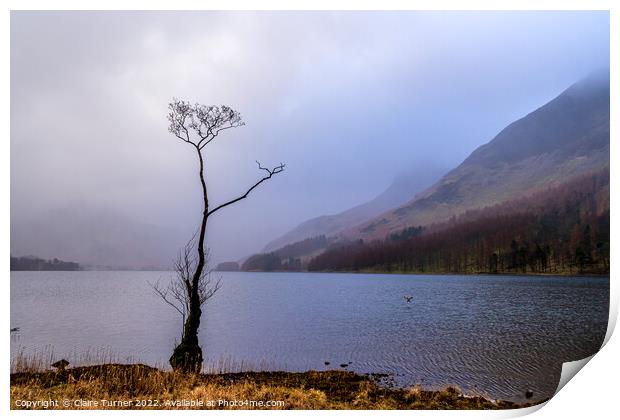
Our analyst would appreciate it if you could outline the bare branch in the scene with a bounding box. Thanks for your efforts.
[150,279,186,317]
[198,123,244,150]
[207,161,286,217]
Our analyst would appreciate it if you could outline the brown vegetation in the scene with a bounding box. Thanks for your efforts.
[309,170,609,275]
[10,364,538,410]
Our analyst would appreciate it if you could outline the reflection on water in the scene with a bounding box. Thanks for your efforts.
[10,271,608,402]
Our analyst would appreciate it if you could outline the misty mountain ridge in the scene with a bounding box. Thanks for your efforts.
[245,72,610,269]
[262,166,446,252]
[340,71,609,242]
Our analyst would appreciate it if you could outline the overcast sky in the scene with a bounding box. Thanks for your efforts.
[11,11,609,264]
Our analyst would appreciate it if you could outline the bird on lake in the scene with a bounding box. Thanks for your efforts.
[340,363,349,368]
[10,327,19,332]
[403,295,414,303]
[324,361,330,366]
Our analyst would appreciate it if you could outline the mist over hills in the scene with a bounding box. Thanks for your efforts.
[341,71,610,242]
[245,72,609,270]
[262,166,446,252]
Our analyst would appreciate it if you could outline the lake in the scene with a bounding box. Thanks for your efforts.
[10,271,609,402]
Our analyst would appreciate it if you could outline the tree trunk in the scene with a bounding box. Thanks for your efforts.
[169,295,203,372]
[170,148,209,373]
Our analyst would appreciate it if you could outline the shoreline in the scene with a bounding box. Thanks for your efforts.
[11,269,609,278]
[219,270,609,278]
[10,363,544,410]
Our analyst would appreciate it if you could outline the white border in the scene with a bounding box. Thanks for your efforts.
[3,1,617,419]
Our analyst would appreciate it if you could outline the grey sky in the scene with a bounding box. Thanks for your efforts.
[10,11,609,265]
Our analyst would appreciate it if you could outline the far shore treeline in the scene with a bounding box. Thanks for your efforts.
[10,256,81,271]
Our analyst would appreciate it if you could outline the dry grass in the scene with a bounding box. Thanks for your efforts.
[10,363,539,410]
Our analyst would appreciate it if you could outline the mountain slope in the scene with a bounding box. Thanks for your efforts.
[262,166,445,252]
[309,170,609,274]
[343,72,610,241]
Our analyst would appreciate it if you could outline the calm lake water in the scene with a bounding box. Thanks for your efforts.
[10,271,608,402]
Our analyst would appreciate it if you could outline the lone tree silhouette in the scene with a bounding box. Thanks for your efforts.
[156,99,285,373]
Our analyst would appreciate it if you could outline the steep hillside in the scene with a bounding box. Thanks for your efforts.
[344,72,610,241]
[262,166,445,252]
[309,170,610,275]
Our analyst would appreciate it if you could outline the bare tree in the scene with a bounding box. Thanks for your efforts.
[156,99,285,373]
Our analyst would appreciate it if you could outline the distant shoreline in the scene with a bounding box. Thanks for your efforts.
[12,269,608,278]
[10,256,81,271]
[217,269,609,278]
